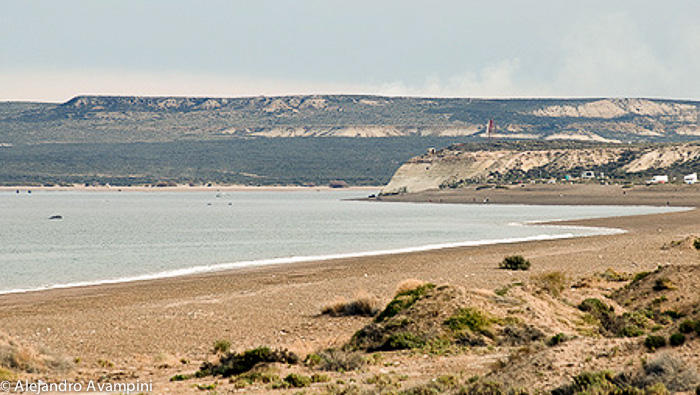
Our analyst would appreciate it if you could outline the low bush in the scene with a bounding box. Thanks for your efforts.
[653,277,676,291]
[316,348,364,372]
[578,298,616,329]
[547,333,567,347]
[644,335,667,351]
[679,320,696,334]
[631,271,652,284]
[598,268,631,282]
[198,347,298,377]
[641,353,700,392]
[379,333,426,351]
[500,255,531,271]
[669,333,686,347]
[444,308,491,333]
[284,373,311,388]
[375,283,436,322]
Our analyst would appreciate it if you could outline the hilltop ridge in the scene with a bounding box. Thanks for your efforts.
[1,95,698,144]
[2,95,699,186]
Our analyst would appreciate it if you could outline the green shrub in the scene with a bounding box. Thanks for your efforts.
[653,277,676,291]
[198,347,299,377]
[598,268,631,282]
[669,333,686,347]
[632,271,652,284]
[445,308,491,333]
[284,373,311,388]
[500,255,531,271]
[578,298,616,330]
[694,238,700,250]
[617,310,652,338]
[679,320,696,334]
[212,339,231,354]
[375,283,436,322]
[234,371,280,385]
[547,333,567,347]
[644,335,667,351]
[169,374,189,381]
[311,373,330,383]
[380,333,426,351]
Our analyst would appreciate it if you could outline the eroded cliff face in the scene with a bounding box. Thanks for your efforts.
[382,144,700,194]
[3,95,697,144]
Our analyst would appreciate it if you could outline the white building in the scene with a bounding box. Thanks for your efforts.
[647,175,669,184]
[684,173,697,184]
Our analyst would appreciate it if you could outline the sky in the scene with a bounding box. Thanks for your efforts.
[2,0,699,102]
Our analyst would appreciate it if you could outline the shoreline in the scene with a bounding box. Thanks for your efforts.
[0,188,687,296]
[3,184,700,387]
[0,224,628,297]
[0,184,382,192]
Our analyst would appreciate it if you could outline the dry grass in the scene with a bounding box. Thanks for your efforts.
[0,332,73,374]
[531,271,569,297]
[321,290,380,317]
[396,278,427,294]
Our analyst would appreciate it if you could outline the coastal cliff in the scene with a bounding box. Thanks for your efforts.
[382,143,700,194]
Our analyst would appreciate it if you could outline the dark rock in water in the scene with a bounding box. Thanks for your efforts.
[49,215,63,220]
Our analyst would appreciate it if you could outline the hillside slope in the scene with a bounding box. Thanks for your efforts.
[382,142,700,194]
[1,95,698,144]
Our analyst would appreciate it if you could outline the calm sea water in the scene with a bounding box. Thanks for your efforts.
[0,190,685,294]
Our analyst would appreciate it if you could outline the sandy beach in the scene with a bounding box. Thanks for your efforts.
[2,183,700,392]
[0,185,382,193]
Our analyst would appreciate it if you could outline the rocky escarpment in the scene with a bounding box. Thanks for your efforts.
[1,96,698,144]
[382,143,700,194]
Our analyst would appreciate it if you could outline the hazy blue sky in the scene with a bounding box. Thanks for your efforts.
[2,0,699,102]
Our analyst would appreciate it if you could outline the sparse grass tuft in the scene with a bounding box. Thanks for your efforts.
[531,271,569,297]
[396,278,427,294]
[212,339,231,354]
[322,291,381,317]
[500,255,531,271]
[598,268,632,282]
[316,348,365,372]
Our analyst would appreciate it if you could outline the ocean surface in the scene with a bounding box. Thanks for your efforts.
[0,189,686,294]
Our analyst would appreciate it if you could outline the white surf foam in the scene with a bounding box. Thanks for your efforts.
[0,229,623,295]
